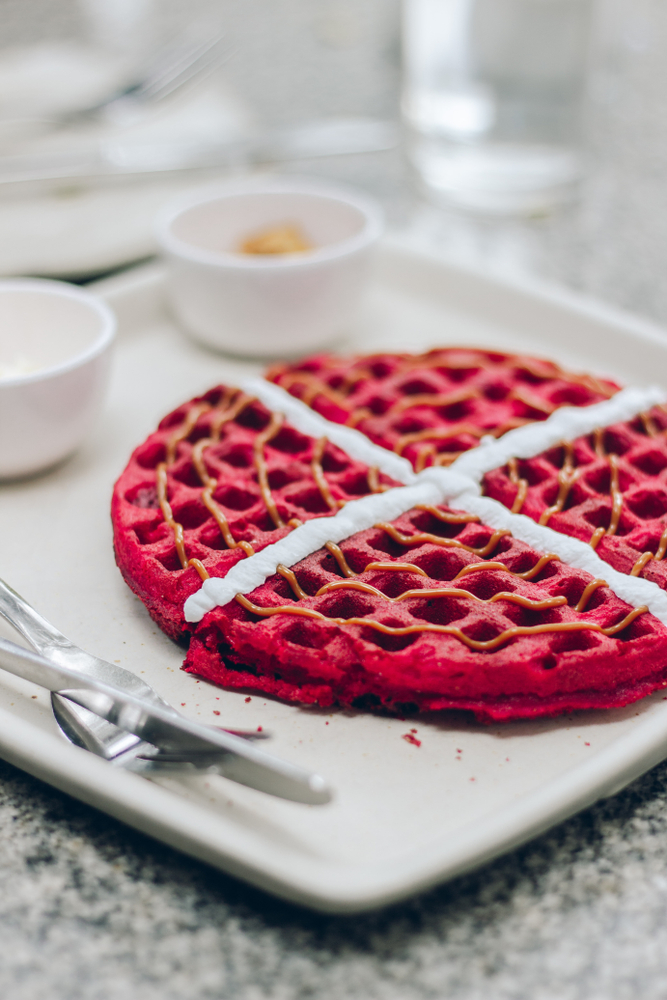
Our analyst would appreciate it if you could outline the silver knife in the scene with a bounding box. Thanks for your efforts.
[0,576,266,771]
[0,636,331,806]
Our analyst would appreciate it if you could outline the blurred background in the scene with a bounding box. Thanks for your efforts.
[1,0,666,322]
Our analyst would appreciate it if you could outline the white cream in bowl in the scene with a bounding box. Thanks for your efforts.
[156,177,384,357]
[0,278,116,479]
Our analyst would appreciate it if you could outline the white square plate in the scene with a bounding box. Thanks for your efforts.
[3,238,667,913]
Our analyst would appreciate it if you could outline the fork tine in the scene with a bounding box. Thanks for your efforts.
[136,33,231,103]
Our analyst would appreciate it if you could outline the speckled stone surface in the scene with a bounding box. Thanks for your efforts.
[3,759,667,999]
[4,1,667,997]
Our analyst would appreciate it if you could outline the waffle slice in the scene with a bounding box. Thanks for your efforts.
[267,347,619,470]
[111,350,667,722]
[183,504,667,722]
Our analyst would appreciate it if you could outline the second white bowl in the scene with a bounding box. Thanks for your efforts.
[0,279,115,479]
[156,177,384,357]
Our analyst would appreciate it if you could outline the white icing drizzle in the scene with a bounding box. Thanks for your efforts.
[185,479,457,621]
[421,474,667,627]
[241,377,416,485]
[183,378,667,624]
[454,385,667,482]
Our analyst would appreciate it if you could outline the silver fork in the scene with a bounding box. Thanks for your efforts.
[11,31,232,137]
[0,577,263,775]
[68,31,232,126]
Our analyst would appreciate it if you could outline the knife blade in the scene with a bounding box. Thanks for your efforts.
[0,636,331,806]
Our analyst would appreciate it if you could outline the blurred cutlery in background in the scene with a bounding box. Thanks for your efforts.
[0,117,399,191]
[49,30,233,128]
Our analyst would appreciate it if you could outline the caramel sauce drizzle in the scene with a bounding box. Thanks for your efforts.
[165,402,211,465]
[345,407,372,428]
[593,427,606,458]
[512,358,615,399]
[376,522,510,558]
[156,391,260,580]
[324,541,355,577]
[394,351,594,387]
[394,424,487,456]
[640,411,659,437]
[190,391,254,485]
[367,467,384,493]
[630,524,667,578]
[507,457,528,514]
[398,353,497,372]
[508,388,555,416]
[649,525,667,561]
[492,417,534,437]
[415,505,479,524]
[277,564,308,599]
[156,462,188,569]
[513,358,566,380]
[452,554,560,583]
[363,561,428,577]
[574,579,608,612]
[340,366,371,394]
[388,388,481,414]
[314,579,568,611]
[191,393,257,561]
[587,453,624,548]
[631,552,655,578]
[567,371,616,399]
[395,419,531,463]
[415,443,436,472]
[311,437,340,511]
[201,486,255,558]
[234,595,647,651]
[589,526,606,550]
[413,443,469,471]
[276,372,347,409]
[253,412,286,529]
[607,453,623,536]
[187,558,209,580]
[433,450,465,467]
[539,442,581,526]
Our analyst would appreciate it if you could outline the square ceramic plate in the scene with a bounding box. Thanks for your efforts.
[3,238,667,914]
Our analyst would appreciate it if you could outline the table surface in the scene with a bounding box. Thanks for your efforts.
[3,2,667,997]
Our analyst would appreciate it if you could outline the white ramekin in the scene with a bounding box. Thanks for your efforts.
[0,278,116,479]
[155,177,384,357]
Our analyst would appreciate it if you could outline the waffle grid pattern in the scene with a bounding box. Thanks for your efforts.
[185,508,665,719]
[112,386,394,639]
[111,352,667,721]
[483,408,667,591]
[268,348,618,471]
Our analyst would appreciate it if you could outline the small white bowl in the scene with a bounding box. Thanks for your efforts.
[0,278,116,479]
[155,177,384,357]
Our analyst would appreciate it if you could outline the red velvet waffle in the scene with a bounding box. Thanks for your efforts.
[111,350,667,722]
[483,409,667,594]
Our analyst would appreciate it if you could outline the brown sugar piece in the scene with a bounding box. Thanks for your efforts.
[239,224,312,255]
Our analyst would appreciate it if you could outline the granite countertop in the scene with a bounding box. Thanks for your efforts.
[3,1,667,997]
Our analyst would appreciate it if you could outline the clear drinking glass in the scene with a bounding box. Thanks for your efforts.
[402,0,593,214]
